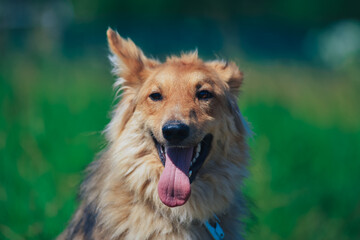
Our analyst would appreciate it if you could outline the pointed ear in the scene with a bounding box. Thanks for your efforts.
[107,28,159,87]
[207,60,243,96]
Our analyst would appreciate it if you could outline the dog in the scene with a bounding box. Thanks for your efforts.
[58,28,251,240]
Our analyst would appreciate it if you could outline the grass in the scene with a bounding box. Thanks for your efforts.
[0,47,359,239]
[241,61,360,240]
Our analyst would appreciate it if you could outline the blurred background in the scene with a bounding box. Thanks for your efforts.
[1,0,360,239]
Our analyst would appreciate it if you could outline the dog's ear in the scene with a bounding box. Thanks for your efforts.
[207,60,249,136]
[107,28,159,88]
[207,60,243,96]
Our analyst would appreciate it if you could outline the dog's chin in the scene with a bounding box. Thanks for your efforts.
[153,134,213,183]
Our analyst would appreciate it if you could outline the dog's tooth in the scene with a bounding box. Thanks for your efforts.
[189,170,192,177]
[195,152,200,159]
[196,144,201,154]
[190,161,193,167]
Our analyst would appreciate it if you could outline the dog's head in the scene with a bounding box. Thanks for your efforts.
[106,28,249,208]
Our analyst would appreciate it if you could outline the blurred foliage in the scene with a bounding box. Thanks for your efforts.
[241,62,360,240]
[1,0,360,239]
[68,0,360,26]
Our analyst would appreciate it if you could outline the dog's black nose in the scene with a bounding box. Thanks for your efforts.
[162,121,190,143]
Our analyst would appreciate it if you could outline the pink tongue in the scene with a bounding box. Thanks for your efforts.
[158,147,193,207]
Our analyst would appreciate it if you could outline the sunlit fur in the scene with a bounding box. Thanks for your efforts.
[58,28,251,240]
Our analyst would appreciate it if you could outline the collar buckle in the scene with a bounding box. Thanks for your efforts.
[204,214,225,240]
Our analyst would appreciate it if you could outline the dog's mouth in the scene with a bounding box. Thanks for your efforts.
[153,134,213,207]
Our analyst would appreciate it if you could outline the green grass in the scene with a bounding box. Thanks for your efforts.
[1,48,359,239]
[0,50,113,239]
[241,61,360,240]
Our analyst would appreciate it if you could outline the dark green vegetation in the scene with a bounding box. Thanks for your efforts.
[1,44,359,239]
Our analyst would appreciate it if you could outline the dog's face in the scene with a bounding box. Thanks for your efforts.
[139,64,223,147]
[107,29,245,208]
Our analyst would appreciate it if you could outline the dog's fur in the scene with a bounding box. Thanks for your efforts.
[59,28,250,240]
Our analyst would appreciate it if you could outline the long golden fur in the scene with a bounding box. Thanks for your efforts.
[59,28,251,240]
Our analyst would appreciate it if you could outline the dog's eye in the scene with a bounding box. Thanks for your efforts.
[196,90,213,100]
[149,92,163,101]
